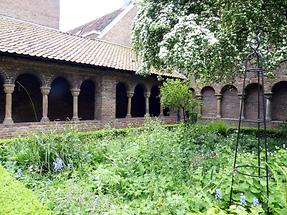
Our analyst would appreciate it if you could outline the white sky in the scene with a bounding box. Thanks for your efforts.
[60,0,128,31]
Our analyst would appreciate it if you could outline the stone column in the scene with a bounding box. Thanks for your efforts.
[159,97,164,116]
[127,91,134,118]
[145,92,150,117]
[196,95,203,118]
[3,84,15,125]
[40,86,51,122]
[215,94,222,118]
[71,88,80,121]
[238,94,245,120]
[265,93,272,121]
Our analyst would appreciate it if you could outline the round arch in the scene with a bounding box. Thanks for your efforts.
[131,84,146,117]
[49,77,73,121]
[149,85,160,117]
[12,73,42,122]
[271,81,287,121]
[244,83,264,120]
[221,85,240,119]
[79,80,95,120]
[116,82,128,118]
[201,86,216,118]
[0,76,4,123]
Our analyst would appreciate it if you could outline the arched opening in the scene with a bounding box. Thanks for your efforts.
[116,82,128,118]
[49,77,72,121]
[131,84,145,117]
[221,85,240,118]
[201,86,216,118]
[244,83,264,120]
[272,81,287,121]
[0,76,5,123]
[79,80,95,120]
[12,74,42,122]
[149,85,160,117]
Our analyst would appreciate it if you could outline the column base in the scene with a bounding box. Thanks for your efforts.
[41,117,50,122]
[145,114,150,117]
[216,115,221,119]
[72,117,79,121]
[3,118,13,125]
[126,114,132,118]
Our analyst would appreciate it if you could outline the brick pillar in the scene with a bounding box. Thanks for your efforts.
[40,86,51,122]
[71,88,80,121]
[145,92,150,117]
[215,94,222,118]
[127,91,134,118]
[3,84,15,125]
[265,93,272,121]
[238,94,245,120]
[196,95,202,118]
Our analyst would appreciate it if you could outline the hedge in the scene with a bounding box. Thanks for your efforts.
[0,165,52,215]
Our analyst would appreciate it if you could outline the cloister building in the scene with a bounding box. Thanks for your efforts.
[0,0,286,138]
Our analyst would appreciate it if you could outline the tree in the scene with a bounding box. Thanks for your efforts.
[132,0,287,81]
[160,79,198,122]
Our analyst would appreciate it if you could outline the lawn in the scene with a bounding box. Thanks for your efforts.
[0,119,286,214]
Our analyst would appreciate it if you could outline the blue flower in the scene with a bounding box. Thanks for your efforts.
[240,193,246,206]
[253,197,259,207]
[164,148,172,151]
[15,169,22,178]
[215,189,222,200]
[52,157,64,171]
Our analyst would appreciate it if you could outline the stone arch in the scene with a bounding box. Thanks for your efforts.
[201,86,216,118]
[79,80,95,120]
[221,85,240,119]
[244,83,264,120]
[116,82,128,118]
[0,75,4,123]
[149,85,160,117]
[48,77,73,121]
[12,73,42,122]
[271,81,287,121]
[131,84,146,117]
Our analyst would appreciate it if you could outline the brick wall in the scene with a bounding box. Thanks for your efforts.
[0,0,59,29]
[271,81,287,121]
[244,84,264,120]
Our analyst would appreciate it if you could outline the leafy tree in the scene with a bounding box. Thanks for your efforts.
[160,79,198,122]
[132,0,287,81]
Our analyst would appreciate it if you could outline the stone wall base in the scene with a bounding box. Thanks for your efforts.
[0,116,177,139]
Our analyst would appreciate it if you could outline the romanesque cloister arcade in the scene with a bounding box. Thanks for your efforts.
[196,79,287,123]
[0,71,166,125]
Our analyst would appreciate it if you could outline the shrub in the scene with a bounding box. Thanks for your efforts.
[0,165,51,215]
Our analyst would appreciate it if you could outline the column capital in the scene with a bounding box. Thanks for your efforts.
[3,84,15,94]
[215,94,222,100]
[265,92,272,99]
[144,92,151,98]
[238,93,245,99]
[127,91,134,98]
[196,95,203,99]
[40,86,51,95]
[71,88,80,96]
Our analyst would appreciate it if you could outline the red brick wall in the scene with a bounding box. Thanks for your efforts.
[0,0,59,29]
[221,85,240,118]
[202,87,217,118]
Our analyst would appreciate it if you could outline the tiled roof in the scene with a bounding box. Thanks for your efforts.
[0,15,184,78]
[69,9,123,36]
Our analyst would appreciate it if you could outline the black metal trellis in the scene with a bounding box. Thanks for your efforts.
[229,35,271,212]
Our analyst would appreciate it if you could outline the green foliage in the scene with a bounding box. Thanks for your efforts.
[132,0,287,81]
[0,120,286,214]
[0,165,51,215]
[160,79,199,121]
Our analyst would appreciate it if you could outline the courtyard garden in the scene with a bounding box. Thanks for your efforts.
[0,119,286,214]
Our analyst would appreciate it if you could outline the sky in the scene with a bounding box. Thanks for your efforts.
[60,0,129,31]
